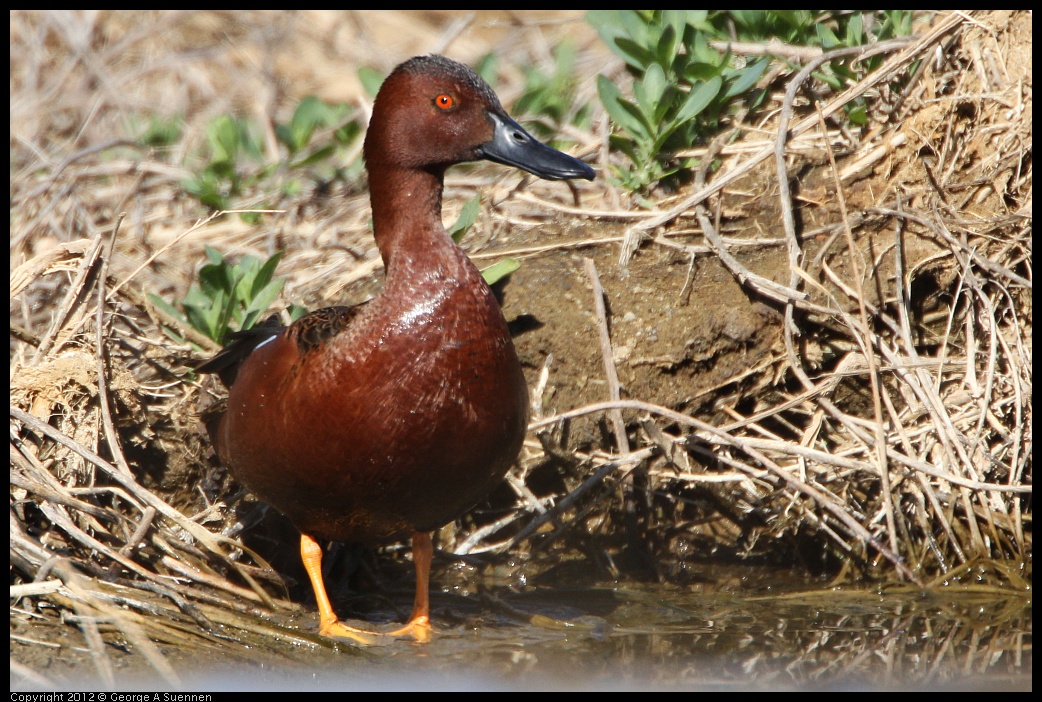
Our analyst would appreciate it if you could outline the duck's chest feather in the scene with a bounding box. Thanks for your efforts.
[217,245,529,542]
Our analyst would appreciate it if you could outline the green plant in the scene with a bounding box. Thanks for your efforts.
[181,115,264,210]
[178,97,362,213]
[276,96,357,164]
[589,10,769,193]
[589,10,913,192]
[357,65,386,99]
[511,41,592,139]
[805,11,914,125]
[723,11,913,126]
[479,258,520,286]
[150,246,296,345]
[448,195,481,243]
[134,114,184,148]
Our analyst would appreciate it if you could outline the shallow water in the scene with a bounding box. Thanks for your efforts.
[84,574,1031,691]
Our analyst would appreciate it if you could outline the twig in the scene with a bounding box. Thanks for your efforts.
[96,213,133,477]
[31,230,104,362]
[507,448,656,551]
[10,406,277,609]
[815,105,900,562]
[583,258,628,453]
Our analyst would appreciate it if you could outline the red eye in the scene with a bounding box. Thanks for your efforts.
[435,93,454,110]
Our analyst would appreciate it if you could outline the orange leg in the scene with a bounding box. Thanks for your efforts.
[300,532,433,644]
[386,532,433,643]
[299,533,375,644]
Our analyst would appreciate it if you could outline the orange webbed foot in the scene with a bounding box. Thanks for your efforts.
[318,618,377,645]
[387,615,432,643]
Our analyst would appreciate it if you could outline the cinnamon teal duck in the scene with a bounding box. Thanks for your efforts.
[198,54,594,643]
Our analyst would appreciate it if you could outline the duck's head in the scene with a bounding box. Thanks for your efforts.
[364,54,595,182]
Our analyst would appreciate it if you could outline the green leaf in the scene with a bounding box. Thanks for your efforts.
[138,115,183,147]
[815,23,840,49]
[474,53,498,86]
[613,37,656,70]
[449,195,481,243]
[208,116,242,165]
[243,278,285,329]
[180,173,227,210]
[287,303,309,323]
[288,97,324,151]
[729,10,766,32]
[158,246,294,344]
[198,262,235,299]
[480,258,521,286]
[660,10,694,40]
[654,24,679,71]
[334,120,361,146]
[684,60,724,83]
[683,10,714,34]
[616,10,650,46]
[588,10,915,194]
[723,58,768,98]
[204,245,225,267]
[290,144,336,171]
[674,75,722,124]
[844,13,864,46]
[598,76,652,141]
[634,63,668,124]
[188,288,227,341]
[607,134,640,165]
[280,96,350,154]
[252,251,284,297]
[147,293,187,326]
[586,10,627,54]
[358,66,385,99]
[846,103,868,126]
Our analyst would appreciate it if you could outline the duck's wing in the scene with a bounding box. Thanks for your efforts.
[195,304,368,388]
[286,304,367,356]
[193,314,285,388]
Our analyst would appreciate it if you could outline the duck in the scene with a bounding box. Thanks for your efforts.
[197,54,594,643]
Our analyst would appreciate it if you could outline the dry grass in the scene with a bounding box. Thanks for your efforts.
[10,10,1030,683]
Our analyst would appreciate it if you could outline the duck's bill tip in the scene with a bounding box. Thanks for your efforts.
[478,112,595,182]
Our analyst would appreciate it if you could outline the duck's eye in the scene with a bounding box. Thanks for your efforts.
[435,93,455,110]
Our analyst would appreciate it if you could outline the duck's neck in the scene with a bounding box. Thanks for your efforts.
[369,165,451,275]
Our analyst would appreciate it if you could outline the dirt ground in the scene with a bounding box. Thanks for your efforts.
[10,10,1031,689]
